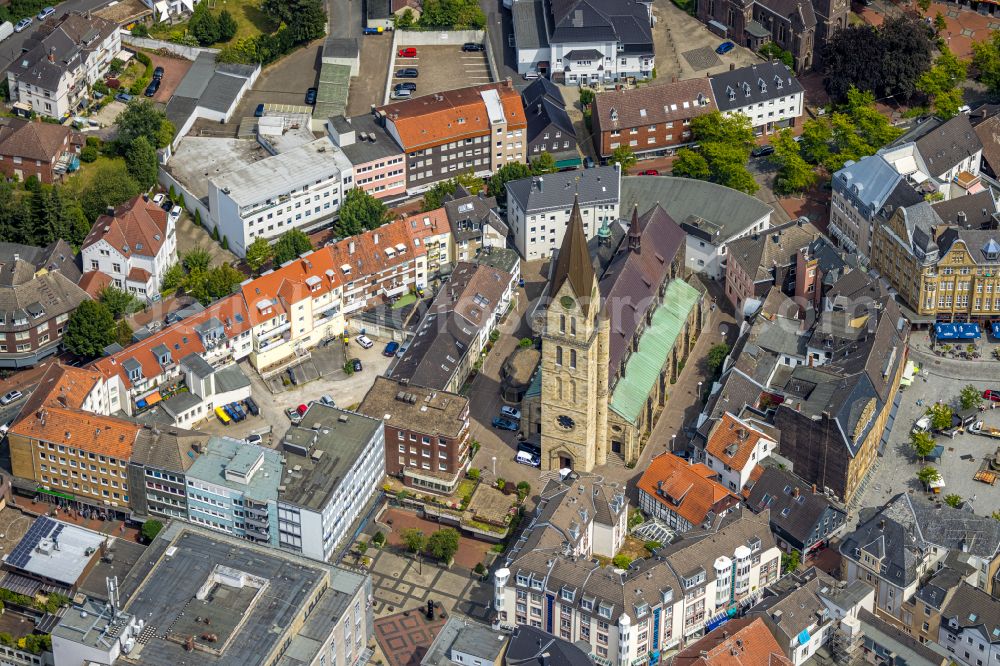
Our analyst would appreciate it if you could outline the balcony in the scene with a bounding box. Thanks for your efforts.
[258,321,291,341]
[382,283,408,297]
[315,300,340,319]
[244,514,269,530]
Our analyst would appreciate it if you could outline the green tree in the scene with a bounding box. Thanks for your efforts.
[487,162,532,204]
[772,129,818,195]
[245,237,273,275]
[916,48,967,117]
[612,554,632,569]
[337,188,391,236]
[426,527,460,562]
[530,152,558,174]
[79,161,141,221]
[579,88,595,107]
[272,228,312,265]
[917,465,942,488]
[418,0,486,28]
[944,493,963,507]
[934,12,947,32]
[609,145,637,171]
[455,171,485,195]
[909,430,936,461]
[960,384,984,410]
[928,403,953,431]
[671,148,710,180]
[798,117,833,165]
[182,248,212,273]
[401,528,427,553]
[688,111,758,194]
[141,519,164,542]
[114,319,134,347]
[99,286,141,319]
[706,343,730,376]
[205,264,243,299]
[124,135,158,189]
[467,467,481,481]
[189,3,220,45]
[759,42,794,68]
[917,0,930,12]
[64,300,117,358]
[115,99,172,151]
[161,263,186,293]
[262,0,327,41]
[395,8,414,28]
[781,549,801,573]
[422,179,458,212]
[217,9,238,41]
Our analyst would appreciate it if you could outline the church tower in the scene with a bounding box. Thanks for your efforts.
[540,195,609,472]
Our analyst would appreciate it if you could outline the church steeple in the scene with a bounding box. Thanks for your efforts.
[551,194,597,313]
[627,204,641,253]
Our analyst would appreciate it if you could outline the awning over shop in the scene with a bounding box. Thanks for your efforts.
[991,321,1000,338]
[555,157,582,168]
[934,322,981,339]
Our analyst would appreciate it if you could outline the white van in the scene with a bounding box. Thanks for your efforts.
[516,450,540,467]
[912,415,931,434]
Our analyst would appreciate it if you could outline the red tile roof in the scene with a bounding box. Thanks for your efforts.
[402,208,449,245]
[93,294,251,388]
[378,82,526,150]
[81,196,169,259]
[22,363,102,413]
[325,216,428,291]
[705,413,774,475]
[240,248,341,327]
[78,271,113,299]
[672,618,792,666]
[0,118,71,163]
[637,453,739,527]
[127,266,151,283]
[10,406,139,460]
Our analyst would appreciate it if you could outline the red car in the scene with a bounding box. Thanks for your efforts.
[984,390,1000,402]
[398,47,417,58]
[296,403,309,415]
[639,169,659,176]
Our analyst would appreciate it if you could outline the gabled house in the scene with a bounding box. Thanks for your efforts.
[0,118,82,183]
[745,466,847,556]
[699,412,777,492]
[939,583,1000,666]
[80,195,178,302]
[637,452,741,532]
[521,78,579,167]
[709,63,804,137]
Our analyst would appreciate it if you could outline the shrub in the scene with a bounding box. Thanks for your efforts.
[467,468,481,481]
[473,562,486,575]
[518,337,533,348]
[612,554,632,569]
[343,360,355,375]
[80,146,99,163]
[130,23,149,37]
[193,209,202,226]
[496,478,505,490]
[92,80,109,95]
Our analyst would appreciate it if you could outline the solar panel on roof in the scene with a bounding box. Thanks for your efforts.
[7,517,56,569]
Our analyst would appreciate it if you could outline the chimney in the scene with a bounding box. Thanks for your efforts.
[48,47,55,63]
[958,210,968,228]
[536,177,543,192]
[811,483,817,493]
[106,206,115,217]
[537,103,542,115]
[792,487,800,498]
[879,519,886,531]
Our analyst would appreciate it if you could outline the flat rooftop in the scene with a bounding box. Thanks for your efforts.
[279,404,382,512]
[114,523,366,666]
[187,436,282,501]
[3,516,105,587]
[166,137,270,202]
[357,376,468,439]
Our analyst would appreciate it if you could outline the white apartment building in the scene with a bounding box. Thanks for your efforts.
[6,13,121,119]
[939,583,1000,666]
[276,404,385,561]
[80,195,178,301]
[207,138,354,257]
[506,165,621,260]
[494,508,781,663]
[709,62,804,137]
[700,413,777,492]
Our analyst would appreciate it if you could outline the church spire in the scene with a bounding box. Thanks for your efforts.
[627,204,641,253]
[551,194,597,314]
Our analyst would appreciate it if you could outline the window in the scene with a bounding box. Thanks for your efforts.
[556,346,563,366]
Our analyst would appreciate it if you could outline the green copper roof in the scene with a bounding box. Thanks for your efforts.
[609,279,700,425]
[597,218,611,240]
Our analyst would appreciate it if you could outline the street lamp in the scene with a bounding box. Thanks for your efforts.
[492,456,497,477]
[671,434,676,451]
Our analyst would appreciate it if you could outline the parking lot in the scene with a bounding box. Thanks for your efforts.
[388,44,491,103]
[853,356,1000,520]
[347,34,394,115]
[145,52,193,104]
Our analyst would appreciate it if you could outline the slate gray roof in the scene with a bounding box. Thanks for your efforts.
[0,241,87,335]
[422,616,507,666]
[10,13,118,92]
[522,77,565,108]
[746,466,846,548]
[858,609,949,666]
[506,164,620,215]
[833,155,903,214]
[727,219,819,282]
[130,424,206,473]
[565,48,603,60]
[524,95,576,149]
[941,583,1000,645]
[443,188,501,243]
[914,113,983,177]
[200,72,252,113]
[757,0,816,29]
[938,226,1000,264]
[914,562,973,611]
[749,567,832,647]
[621,176,772,241]
[931,188,998,226]
[547,0,653,50]
[709,62,803,114]
[505,625,591,666]
[168,51,255,118]
[334,113,403,165]
[512,0,546,50]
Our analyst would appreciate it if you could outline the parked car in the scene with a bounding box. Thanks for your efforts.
[319,395,336,406]
[396,343,409,357]
[152,193,166,205]
[362,26,384,35]
[522,71,539,80]
[14,18,32,32]
[391,89,412,100]
[115,92,133,103]
[287,367,297,386]
[583,156,595,168]
[462,42,484,51]
[396,68,419,78]
[515,450,541,467]
[751,144,775,158]
[715,41,735,55]
[356,334,374,348]
[229,402,246,421]
[159,198,173,211]
[143,79,160,97]
[398,47,417,57]
[305,87,317,105]
[500,405,522,420]
[254,103,265,117]
[519,441,541,457]
[394,82,416,92]
[296,403,309,416]
[0,390,22,405]
[223,404,239,421]
[285,406,301,421]
[37,7,54,20]
[383,341,399,356]
[152,66,164,80]
[244,396,260,416]
[352,358,363,372]
[492,417,519,431]
[984,390,1000,403]
[245,434,263,445]
[639,169,659,176]
[168,205,182,224]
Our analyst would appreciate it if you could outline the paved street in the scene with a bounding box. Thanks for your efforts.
[0,0,115,74]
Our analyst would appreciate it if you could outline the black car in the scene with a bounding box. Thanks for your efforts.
[751,144,775,158]
[396,68,419,78]
[143,79,160,97]
[462,42,484,51]
[305,87,317,105]
[518,442,541,457]
[352,358,363,372]
[152,66,165,80]
[160,198,173,211]
[394,82,416,92]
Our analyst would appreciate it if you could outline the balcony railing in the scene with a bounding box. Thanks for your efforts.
[258,321,291,341]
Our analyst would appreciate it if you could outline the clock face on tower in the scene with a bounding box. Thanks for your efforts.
[558,415,575,430]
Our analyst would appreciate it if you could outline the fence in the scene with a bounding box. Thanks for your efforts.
[122,34,219,60]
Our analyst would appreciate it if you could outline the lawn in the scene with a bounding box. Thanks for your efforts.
[65,155,126,195]
[149,0,278,45]
[392,293,417,309]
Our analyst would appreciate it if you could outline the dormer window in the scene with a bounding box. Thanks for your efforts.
[743,82,751,97]
[758,78,766,93]
[726,85,735,101]
[697,92,706,106]
[610,107,618,121]
[774,75,783,89]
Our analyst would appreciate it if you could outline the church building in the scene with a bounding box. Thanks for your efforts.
[524,197,708,472]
